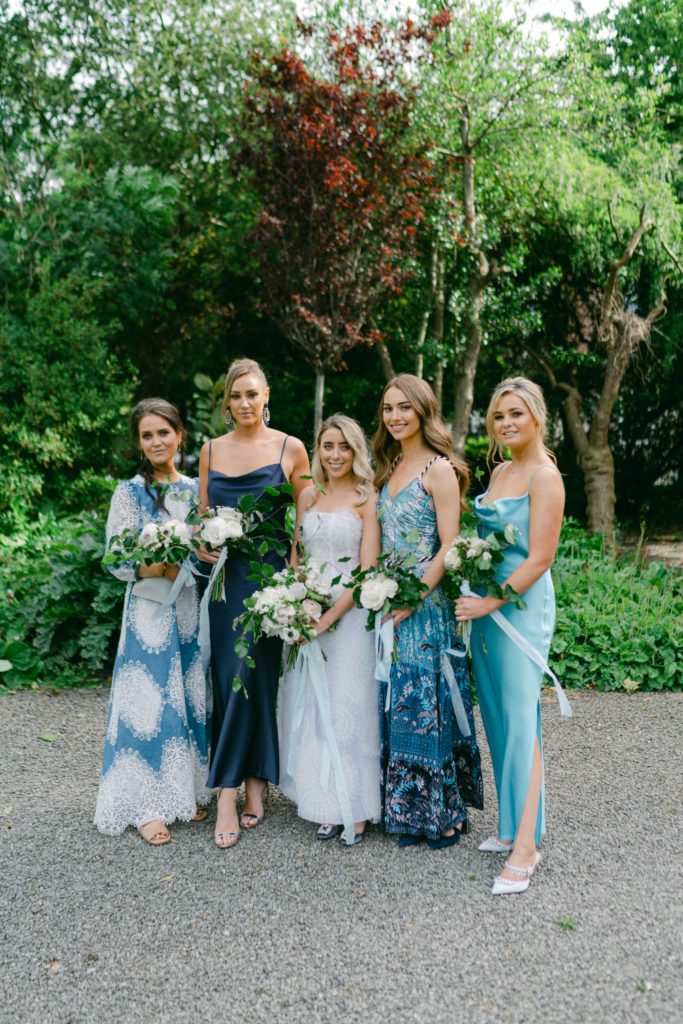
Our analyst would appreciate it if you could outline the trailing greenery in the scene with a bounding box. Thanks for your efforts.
[552,520,682,693]
[0,512,680,693]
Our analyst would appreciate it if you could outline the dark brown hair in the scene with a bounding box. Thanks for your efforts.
[131,397,186,509]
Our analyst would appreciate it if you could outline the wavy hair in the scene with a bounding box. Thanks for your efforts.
[311,414,375,506]
[131,397,186,510]
[371,374,469,511]
[485,376,557,466]
[220,357,269,419]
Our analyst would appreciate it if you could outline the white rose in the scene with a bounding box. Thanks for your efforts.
[360,576,392,612]
[167,519,192,545]
[479,551,493,567]
[504,522,519,545]
[384,578,399,599]
[288,581,308,601]
[444,547,462,572]
[302,599,323,622]
[200,516,233,548]
[216,507,244,538]
[261,616,279,636]
[312,579,333,597]
[139,523,160,548]
[274,605,296,623]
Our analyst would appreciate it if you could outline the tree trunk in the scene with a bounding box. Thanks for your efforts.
[580,445,617,544]
[376,340,395,383]
[433,248,446,413]
[452,110,490,456]
[313,369,325,440]
[415,240,439,377]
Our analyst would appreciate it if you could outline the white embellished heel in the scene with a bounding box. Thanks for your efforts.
[478,835,513,853]
[491,852,541,895]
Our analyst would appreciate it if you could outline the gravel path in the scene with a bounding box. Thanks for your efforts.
[1,688,681,1024]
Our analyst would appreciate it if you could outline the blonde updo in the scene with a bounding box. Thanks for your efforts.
[311,414,375,506]
[220,358,269,419]
[485,376,557,465]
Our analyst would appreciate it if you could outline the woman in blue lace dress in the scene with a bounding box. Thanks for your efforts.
[372,375,483,847]
[95,399,211,845]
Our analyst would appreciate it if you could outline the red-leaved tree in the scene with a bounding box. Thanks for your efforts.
[239,13,450,433]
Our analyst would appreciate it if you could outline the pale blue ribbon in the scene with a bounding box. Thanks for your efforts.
[375,615,394,713]
[159,558,196,608]
[440,649,472,737]
[118,583,133,654]
[198,547,228,674]
[461,582,572,718]
[285,641,356,845]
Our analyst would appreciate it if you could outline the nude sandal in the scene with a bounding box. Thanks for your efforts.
[138,821,171,846]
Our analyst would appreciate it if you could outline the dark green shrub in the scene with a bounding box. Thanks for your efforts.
[0,506,123,690]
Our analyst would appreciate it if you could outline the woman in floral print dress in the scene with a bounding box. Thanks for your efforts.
[372,375,483,847]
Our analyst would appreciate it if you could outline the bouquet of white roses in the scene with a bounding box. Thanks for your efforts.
[196,506,247,601]
[232,559,335,687]
[442,523,526,608]
[104,518,194,571]
[345,550,429,632]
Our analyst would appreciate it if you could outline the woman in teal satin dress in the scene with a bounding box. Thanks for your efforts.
[455,377,565,895]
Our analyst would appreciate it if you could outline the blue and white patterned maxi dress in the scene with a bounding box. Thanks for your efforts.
[378,469,483,838]
[94,475,212,835]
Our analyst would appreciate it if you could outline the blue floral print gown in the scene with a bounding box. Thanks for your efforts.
[377,459,483,838]
[94,476,212,835]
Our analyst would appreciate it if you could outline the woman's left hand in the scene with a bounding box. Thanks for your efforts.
[163,563,180,581]
[384,607,413,628]
[455,595,499,622]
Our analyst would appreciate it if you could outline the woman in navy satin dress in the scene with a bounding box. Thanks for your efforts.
[197,358,309,848]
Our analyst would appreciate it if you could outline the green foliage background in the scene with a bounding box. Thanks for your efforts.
[0,0,681,693]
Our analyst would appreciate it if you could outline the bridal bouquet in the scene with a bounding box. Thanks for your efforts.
[442,524,526,609]
[194,482,294,603]
[232,559,335,688]
[345,550,429,631]
[195,506,247,601]
[103,518,194,571]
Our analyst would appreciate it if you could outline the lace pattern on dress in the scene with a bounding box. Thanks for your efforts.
[94,737,208,835]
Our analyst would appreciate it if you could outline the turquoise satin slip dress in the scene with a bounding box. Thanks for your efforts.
[471,466,560,846]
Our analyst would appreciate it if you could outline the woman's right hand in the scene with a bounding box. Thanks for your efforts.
[196,545,220,565]
[137,562,167,579]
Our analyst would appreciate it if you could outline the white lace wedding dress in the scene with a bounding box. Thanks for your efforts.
[278,508,381,825]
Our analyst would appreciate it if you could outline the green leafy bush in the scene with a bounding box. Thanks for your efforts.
[0,506,123,690]
[552,520,682,692]
[1,511,680,693]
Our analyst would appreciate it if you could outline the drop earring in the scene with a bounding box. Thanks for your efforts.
[224,410,234,429]
[263,405,271,426]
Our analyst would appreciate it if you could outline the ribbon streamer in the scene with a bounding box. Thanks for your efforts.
[374,616,394,713]
[159,558,197,608]
[440,649,472,737]
[461,582,572,717]
[284,641,356,845]
[198,547,229,674]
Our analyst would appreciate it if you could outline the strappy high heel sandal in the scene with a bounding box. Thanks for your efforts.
[240,782,271,829]
[491,852,542,895]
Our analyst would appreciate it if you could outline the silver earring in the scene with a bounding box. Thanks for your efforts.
[263,405,271,426]
[224,411,234,429]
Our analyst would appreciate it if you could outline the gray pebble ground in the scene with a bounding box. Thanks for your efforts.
[1,688,681,1024]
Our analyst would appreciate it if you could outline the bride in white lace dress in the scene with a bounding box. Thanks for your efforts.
[278,415,381,844]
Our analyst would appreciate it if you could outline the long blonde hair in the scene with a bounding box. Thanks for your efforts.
[485,376,557,466]
[311,414,375,506]
[371,373,469,512]
[220,358,269,419]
